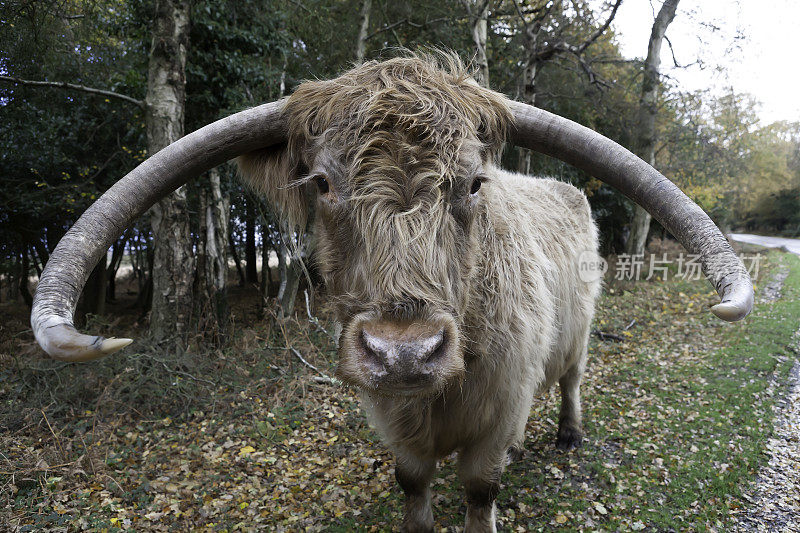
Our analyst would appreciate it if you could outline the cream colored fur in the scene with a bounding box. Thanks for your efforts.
[362,171,599,532]
[238,55,600,532]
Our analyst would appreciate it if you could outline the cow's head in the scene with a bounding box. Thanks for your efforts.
[30,53,754,384]
[238,56,510,394]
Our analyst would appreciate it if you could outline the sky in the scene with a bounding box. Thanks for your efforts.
[611,0,800,126]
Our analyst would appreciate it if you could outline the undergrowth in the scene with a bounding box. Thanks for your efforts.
[1,250,798,531]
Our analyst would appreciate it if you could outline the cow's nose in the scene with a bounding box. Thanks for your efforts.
[336,315,464,393]
[361,327,445,369]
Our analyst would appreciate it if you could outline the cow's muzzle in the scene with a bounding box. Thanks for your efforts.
[336,313,464,395]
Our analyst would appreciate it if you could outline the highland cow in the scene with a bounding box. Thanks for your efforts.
[32,55,753,532]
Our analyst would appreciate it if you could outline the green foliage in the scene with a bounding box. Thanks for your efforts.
[657,89,800,232]
[186,0,289,123]
[0,1,146,282]
[1,1,797,294]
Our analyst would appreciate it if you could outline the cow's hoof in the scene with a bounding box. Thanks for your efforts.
[400,508,434,533]
[556,426,583,450]
[400,521,434,533]
[506,445,524,465]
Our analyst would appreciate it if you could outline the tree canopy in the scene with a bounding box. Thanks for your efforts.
[1,0,798,309]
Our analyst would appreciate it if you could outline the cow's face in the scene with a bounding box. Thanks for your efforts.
[240,55,510,396]
[311,131,489,395]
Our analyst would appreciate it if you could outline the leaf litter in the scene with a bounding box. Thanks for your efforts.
[2,248,799,531]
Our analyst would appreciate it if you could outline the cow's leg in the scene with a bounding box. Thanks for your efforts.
[557,356,586,450]
[396,455,436,533]
[458,446,505,533]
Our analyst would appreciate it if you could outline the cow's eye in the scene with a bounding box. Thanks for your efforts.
[314,175,330,194]
[469,178,482,195]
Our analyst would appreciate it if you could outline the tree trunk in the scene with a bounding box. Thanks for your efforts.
[229,225,246,287]
[245,198,258,284]
[517,20,541,174]
[46,224,64,254]
[18,247,33,308]
[355,0,372,63]
[79,254,107,321]
[195,167,230,342]
[134,247,154,314]
[33,238,49,268]
[106,233,128,301]
[28,245,43,278]
[260,223,273,302]
[276,222,304,318]
[626,0,680,256]
[277,245,301,318]
[131,228,149,296]
[146,0,193,345]
[280,259,301,317]
[468,0,490,88]
[277,231,290,315]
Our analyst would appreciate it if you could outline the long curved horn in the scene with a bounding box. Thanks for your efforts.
[508,100,753,321]
[31,100,288,362]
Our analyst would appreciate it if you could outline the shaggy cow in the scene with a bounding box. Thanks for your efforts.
[31,55,753,532]
[238,56,599,531]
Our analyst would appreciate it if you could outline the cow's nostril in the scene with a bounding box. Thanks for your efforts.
[360,327,447,367]
[361,329,390,366]
[418,329,445,363]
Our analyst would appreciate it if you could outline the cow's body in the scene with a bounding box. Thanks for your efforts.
[236,56,604,532]
[360,170,600,531]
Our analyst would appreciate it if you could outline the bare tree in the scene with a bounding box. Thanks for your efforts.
[461,0,492,87]
[146,0,193,345]
[626,0,680,256]
[462,0,491,87]
[514,0,622,173]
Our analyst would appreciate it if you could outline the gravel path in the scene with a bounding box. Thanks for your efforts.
[735,268,800,532]
[759,269,790,304]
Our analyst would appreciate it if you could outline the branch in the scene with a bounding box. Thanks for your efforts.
[511,0,529,30]
[377,0,404,47]
[365,16,458,40]
[0,76,145,109]
[575,55,612,89]
[304,290,338,344]
[460,0,491,17]
[574,0,623,55]
[290,347,340,385]
[593,329,625,342]
[366,18,411,39]
[530,0,622,69]
[664,35,682,68]
[513,0,555,32]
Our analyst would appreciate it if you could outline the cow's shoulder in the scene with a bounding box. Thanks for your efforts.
[488,169,591,221]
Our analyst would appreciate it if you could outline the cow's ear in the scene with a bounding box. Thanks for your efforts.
[237,142,308,228]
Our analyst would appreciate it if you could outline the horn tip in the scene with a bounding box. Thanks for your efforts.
[711,301,750,322]
[101,337,134,354]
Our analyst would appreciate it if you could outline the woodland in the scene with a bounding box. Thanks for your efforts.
[1,0,800,530]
